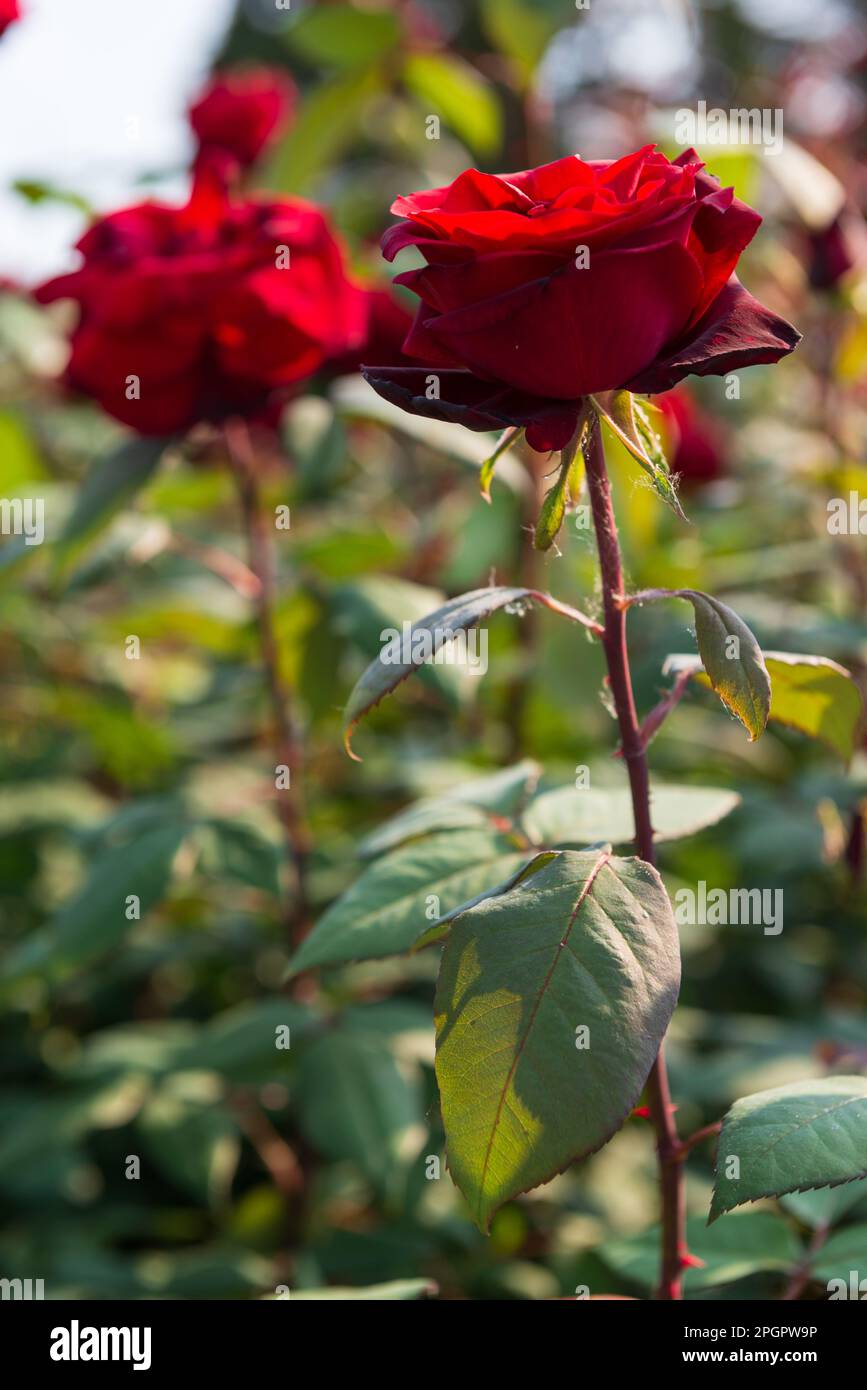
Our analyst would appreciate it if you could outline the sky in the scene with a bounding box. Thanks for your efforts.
[0,0,236,285]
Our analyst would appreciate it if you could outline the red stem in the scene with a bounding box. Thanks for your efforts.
[583,416,685,1300]
[225,418,311,944]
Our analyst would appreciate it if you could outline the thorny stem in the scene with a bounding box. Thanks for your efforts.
[583,414,686,1300]
[225,417,311,945]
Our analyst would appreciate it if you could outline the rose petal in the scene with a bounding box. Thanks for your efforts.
[361,365,582,451]
[419,241,703,399]
[626,277,801,394]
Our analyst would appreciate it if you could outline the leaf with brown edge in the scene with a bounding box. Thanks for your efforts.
[435,848,680,1231]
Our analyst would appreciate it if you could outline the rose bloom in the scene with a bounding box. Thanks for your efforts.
[189,66,296,171]
[35,168,367,435]
[0,0,20,38]
[363,146,800,450]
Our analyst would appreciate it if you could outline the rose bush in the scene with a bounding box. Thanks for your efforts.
[35,168,367,434]
[189,66,296,173]
[363,146,800,449]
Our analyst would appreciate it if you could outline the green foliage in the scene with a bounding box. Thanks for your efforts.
[435,849,680,1229]
[711,1077,867,1221]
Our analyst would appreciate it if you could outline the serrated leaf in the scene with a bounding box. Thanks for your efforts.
[592,391,685,519]
[521,782,740,848]
[403,53,501,156]
[435,848,680,1231]
[342,586,529,757]
[287,830,528,974]
[602,1212,801,1292]
[711,1076,867,1222]
[359,759,540,858]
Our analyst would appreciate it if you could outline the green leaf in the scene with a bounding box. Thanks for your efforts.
[58,436,168,550]
[813,1225,867,1286]
[268,68,382,193]
[479,427,521,502]
[534,450,575,552]
[359,759,540,857]
[284,5,400,68]
[521,782,740,848]
[1,823,186,983]
[287,1279,437,1301]
[137,1079,239,1206]
[592,392,685,520]
[479,0,555,84]
[435,848,680,1230]
[176,1000,312,1085]
[403,54,502,156]
[710,1076,867,1222]
[640,590,771,741]
[342,585,530,757]
[762,652,863,760]
[603,1212,801,1292]
[287,829,528,974]
[296,1031,423,1192]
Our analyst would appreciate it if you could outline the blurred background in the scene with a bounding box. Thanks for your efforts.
[1,0,866,1300]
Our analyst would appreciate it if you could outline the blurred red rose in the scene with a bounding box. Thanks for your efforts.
[0,1,20,38]
[363,146,799,450]
[189,66,296,172]
[325,287,414,378]
[807,207,867,291]
[659,387,727,488]
[35,168,366,435]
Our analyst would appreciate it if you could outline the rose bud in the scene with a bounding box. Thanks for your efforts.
[189,66,296,172]
[34,166,366,436]
[807,206,867,291]
[363,146,799,448]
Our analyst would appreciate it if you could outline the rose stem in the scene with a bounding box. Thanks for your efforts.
[224,416,311,946]
[583,413,686,1301]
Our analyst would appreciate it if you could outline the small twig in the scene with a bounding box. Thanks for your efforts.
[674,1120,722,1162]
[229,1089,305,1198]
[615,667,694,758]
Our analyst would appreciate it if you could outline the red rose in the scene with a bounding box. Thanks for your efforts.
[35,167,366,435]
[324,286,414,379]
[363,146,799,450]
[189,66,296,172]
[807,208,867,291]
[0,1,21,38]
